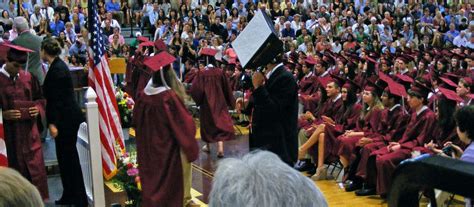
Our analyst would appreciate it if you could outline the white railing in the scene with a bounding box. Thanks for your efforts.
[76,87,106,207]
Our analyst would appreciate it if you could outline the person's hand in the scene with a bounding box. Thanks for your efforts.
[388,142,401,152]
[424,140,437,150]
[321,115,334,125]
[358,137,373,146]
[29,106,39,118]
[444,142,463,157]
[252,71,265,89]
[3,110,21,120]
[49,124,58,139]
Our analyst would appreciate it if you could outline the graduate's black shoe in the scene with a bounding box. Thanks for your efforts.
[294,160,315,172]
[355,185,376,196]
[345,181,362,192]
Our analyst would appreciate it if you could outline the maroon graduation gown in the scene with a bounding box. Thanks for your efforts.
[370,108,436,195]
[133,90,199,207]
[0,70,48,199]
[190,67,235,143]
[321,103,362,162]
[126,54,151,100]
[183,68,199,84]
[337,107,383,162]
[298,73,318,95]
[299,96,344,135]
[355,105,409,179]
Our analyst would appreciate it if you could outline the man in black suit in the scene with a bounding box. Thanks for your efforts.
[222,20,237,43]
[250,55,299,166]
[195,8,209,29]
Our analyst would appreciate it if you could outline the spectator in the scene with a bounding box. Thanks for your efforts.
[70,6,85,26]
[57,32,70,62]
[54,0,70,23]
[108,27,124,45]
[64,22,76,45]
[40,0,55,22]
[50,12,65,37]
[109,34,123,57]
[106,0,123,25]
[102,19,114,37]
[71,13,82,34]
[209,151,328,207]
[138,0,153,29]
[12,17,45,84]
[281,21,295,40]
[68,37,87,64]
[0,167,44,207]
[101,12,120,30]
[37,18,51,37]
[30,5,43,32]
[6,1,18,18]
[453,31,468,48]
[444,23,460,44]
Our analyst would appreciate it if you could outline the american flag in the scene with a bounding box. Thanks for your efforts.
[88,0,125,179]
[0,109,7,167]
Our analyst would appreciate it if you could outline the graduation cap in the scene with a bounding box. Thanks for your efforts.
[395,74,414,85]
[137,36,149,43]
[330,73,345,88]
[438,87,463,103]
[343,78,361,92]
[386,79,407,98]
[408,80,431,99]
[318,76,333,89]
[232,10,283,69]
[143,51,176,72]
[364,79,383,97]
[200,48,218,56]
[139,41,155,48]
[439,77,458,90]
[0,42,34,67]
[200,48,218,65]
[154,39,167,52]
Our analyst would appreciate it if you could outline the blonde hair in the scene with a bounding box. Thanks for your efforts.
[0,167,44,207]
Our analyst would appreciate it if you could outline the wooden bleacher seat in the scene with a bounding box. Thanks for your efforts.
[108,58,127,74]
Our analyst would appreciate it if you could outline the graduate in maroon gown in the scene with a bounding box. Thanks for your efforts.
[356,81,437,197]
[190,48,235,158]
[0,43,48,199]
[346,79,409,192]
[336,80,384,169]
[133,52,199,207]
[413,87,462,155]
[298,56,319,112]
[297,77,362,180]
[125,44,155,100]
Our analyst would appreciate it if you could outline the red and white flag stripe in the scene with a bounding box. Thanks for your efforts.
[88,54,125,179]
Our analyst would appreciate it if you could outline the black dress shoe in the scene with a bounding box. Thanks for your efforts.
[294,160,315,172]
[355,185,376,196]
[345,181,362,192]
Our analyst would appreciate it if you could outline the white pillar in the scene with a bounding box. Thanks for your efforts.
[85,87,106,207]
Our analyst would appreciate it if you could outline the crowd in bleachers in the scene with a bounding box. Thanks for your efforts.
[2,0,474,205]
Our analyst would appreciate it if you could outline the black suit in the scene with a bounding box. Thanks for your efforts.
[196,14,210,28]
[43,57,87,206]
[250,64,299,165]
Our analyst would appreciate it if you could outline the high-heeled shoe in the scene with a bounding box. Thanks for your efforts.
[311,166,328,181]
[217,152,224,158]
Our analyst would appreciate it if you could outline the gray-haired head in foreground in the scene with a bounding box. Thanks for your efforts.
[0,167,44,207]
[13,17,29,33]
[209,151,328,207]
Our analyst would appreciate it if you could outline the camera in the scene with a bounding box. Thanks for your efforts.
[442,145,454,155]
